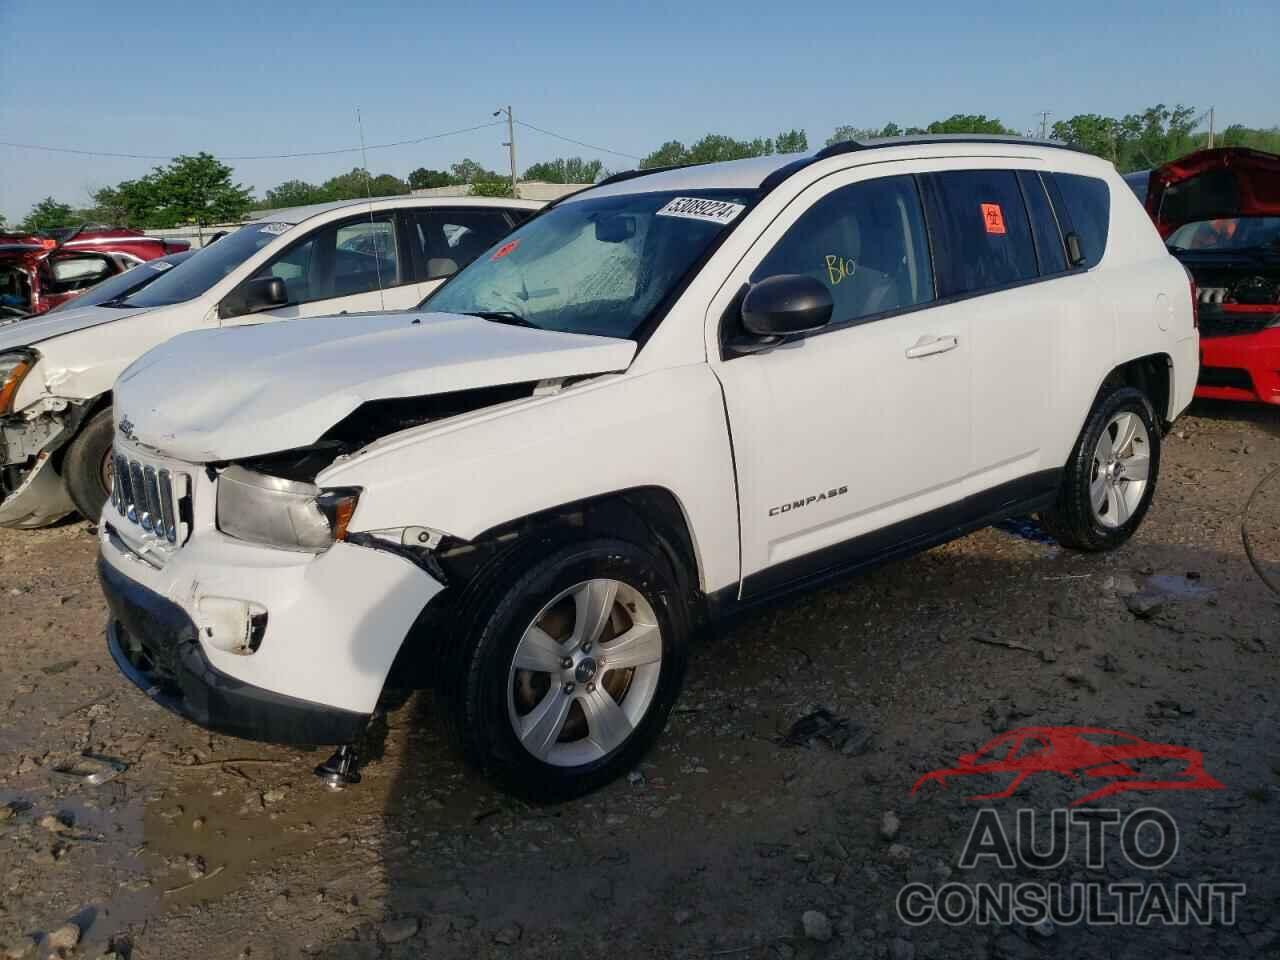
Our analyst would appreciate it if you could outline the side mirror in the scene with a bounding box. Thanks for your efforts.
[222,276,288,318]
[741,274,833,338]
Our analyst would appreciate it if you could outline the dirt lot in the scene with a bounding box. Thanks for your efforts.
[2,400,1278,960]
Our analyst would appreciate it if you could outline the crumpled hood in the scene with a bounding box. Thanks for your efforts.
[115,311,637,462]
[1147,147,1280,236]
[0,302,154,351]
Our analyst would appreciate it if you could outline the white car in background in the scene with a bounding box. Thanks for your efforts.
[0,196,540,527]
[100,137,1197,799]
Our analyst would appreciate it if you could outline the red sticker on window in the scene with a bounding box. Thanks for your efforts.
[490,239,520,261]
[981,203,1006,235]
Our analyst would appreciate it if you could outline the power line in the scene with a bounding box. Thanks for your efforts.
[0,120,506,163]
[514,120,643,161]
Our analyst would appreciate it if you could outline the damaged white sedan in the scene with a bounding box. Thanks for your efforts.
[0,196,538,528]
[99,138,1198,798]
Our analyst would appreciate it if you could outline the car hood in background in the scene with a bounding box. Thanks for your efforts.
[0,302,155,351]
[115,311,638,462]
[1147,147,1280,236]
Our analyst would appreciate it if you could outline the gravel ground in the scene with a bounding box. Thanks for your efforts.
[1,400,1278,960]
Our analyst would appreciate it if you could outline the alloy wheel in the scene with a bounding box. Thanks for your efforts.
[1090,411,1151,528]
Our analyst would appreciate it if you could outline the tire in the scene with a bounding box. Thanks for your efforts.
[63,407,115,523]
[1040,386,1161,552]
[441,535,689,802]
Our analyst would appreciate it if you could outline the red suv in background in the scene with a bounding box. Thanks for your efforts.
[1137,148,1280,406]
[0,225,189,318]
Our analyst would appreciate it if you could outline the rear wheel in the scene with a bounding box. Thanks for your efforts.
[1040,386,1160,551]
[442,536,689,801]
[63,408,115,523]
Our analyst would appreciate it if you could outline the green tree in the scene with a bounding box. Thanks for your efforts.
[470,180,514,198]
[925,114,1019,135]
[450,158,501,184]
[825,122,919,146]
[522,156,605,183]
[263,179,325,208]
[774,129,809,154]
[639,140,690,168]
[19,197,77,233]
[1051,114,1122,162]
[317,168,408,201]
[407,167,458,189]
[146,153,255,227]
[90,179,158,228]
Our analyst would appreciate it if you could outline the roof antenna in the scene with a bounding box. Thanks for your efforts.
[356,106,386,311]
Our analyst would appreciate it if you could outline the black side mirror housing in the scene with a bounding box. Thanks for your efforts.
[741,274,833,338]
[221,276,288,318]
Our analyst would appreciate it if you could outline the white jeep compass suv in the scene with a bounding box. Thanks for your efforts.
[98,137,1198,798]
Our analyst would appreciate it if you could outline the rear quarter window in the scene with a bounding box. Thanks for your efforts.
[1053,173,1111,268]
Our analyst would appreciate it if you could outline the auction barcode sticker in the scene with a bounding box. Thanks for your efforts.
[656,197,746,225]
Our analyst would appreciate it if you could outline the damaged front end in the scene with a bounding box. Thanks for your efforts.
[0,350,87,527]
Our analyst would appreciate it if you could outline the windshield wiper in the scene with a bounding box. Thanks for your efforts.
[464,310,539,328]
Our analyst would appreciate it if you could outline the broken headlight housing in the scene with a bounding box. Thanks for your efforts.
[216,466,360,552]
[0,351,36,415]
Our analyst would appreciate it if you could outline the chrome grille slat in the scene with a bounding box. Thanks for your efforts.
[111,447,191,547]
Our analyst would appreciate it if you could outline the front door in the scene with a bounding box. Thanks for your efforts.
[710,172,973,599]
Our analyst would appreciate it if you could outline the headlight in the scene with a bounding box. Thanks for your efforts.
[0,351,36,415]
[216,466,360,552]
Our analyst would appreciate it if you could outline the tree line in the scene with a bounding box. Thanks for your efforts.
[6,107,1278,234]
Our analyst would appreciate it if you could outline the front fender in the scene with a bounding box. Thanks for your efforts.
[319,366,741,596]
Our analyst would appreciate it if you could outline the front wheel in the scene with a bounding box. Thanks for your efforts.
[442,537,689,801]
[1040,386,1161,552]
[63,407,115,523]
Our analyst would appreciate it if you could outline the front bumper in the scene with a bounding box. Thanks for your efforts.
[1197,326,1280,405]
[101,556,370,745]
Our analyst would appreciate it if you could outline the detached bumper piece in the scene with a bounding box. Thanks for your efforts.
[99,556,369,746]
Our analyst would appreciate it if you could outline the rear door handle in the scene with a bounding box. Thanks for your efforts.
[905,334,960,359]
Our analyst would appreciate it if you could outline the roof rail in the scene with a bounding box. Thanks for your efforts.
[814,134,1086,162]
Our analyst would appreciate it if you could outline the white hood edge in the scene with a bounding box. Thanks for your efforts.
[114,311,638,463]
[0,304,153,353]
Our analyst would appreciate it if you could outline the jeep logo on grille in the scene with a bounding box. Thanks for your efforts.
[118,416,136,441]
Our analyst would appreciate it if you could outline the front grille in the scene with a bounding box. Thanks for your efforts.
[110,449,191,544]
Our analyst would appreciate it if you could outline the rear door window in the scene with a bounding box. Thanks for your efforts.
[1051,173,1111,268]
[45,254,115,294]
[750,174,934,325]
[410,209,516,280]
[926,170,1038,296]
[1017,171,1068,275]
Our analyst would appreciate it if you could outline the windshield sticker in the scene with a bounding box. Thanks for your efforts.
[656,197,746,225]
[146,260,174,272]
[490,238,520,261]
[981,203,1007,235]
[259,222,292,236]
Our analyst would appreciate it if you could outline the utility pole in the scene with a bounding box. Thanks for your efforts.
[1038,111,1051,139]
[1208,106,1215,149]
[494,105,518,198]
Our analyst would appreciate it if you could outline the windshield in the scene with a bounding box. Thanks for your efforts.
[1167,217,1280,252]
[121,222,292,307]
[423,189,756,339]
[46,251,195,312]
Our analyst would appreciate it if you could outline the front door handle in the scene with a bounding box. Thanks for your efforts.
[905,334,960,359]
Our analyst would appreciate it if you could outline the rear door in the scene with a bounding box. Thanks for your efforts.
[921,168,1064,494]
[710,169,973,598]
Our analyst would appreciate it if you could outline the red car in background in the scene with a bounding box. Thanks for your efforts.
[1137,148,1280,405]
[0,225,189,318]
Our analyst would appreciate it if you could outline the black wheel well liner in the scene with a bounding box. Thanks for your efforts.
[49,391,112,475]
[1099,354,1172,426]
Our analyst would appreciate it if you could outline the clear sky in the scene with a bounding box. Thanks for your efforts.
[2,0,1276,223]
